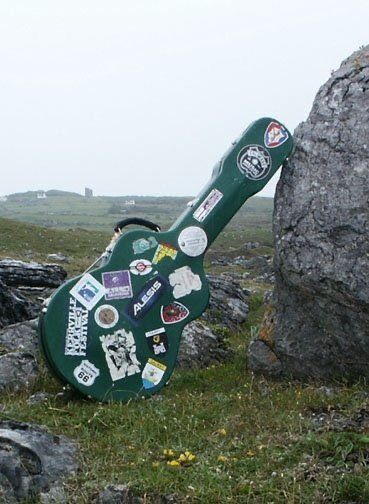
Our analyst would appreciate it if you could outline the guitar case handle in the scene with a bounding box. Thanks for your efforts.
[114,217,161,233]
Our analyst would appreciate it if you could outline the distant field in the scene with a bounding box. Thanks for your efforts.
[0,190,275,253]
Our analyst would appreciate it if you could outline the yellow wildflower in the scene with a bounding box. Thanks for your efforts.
[246,450,255,457]
[218,455,228,463]
[217,428,227,436]
[163,449,175,458]
[152,462,160,468]
[167,460,181,467]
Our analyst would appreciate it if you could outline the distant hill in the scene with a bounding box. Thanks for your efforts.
[0,191,274,245]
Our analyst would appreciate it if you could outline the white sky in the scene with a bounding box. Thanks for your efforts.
[0,0,368,197]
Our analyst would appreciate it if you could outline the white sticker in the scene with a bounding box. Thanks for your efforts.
[73,360,100,386]
[129,259,153,276]
[193,189,223,223]
[70,273,106,311]
[178,226,207,257]
[142,358,167,389]
[100,329,141,382]
[65,297,89,356]
[169,266,202,299]
[94,304,119,329]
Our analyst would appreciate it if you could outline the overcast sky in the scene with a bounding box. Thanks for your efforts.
[1,1,368,198]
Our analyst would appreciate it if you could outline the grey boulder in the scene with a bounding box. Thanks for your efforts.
[249,45,369,380]
[0,420,78,502]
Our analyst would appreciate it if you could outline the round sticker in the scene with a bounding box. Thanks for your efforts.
[94,305,119,329]
[129,259,153,276]
[178,226,207,257]
[237,144,272,180]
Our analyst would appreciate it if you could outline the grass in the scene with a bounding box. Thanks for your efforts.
[2,215,369,502]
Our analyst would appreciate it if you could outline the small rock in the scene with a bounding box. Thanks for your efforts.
[317,386,336,398]
[46,253,69,263]
[178,321,233,369]
[94,484,142,503]
[27,392,53,406]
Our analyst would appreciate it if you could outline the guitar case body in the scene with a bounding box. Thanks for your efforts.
[39,117,293,402]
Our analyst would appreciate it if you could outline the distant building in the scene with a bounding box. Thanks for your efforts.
[85,187,93,198]
[37,191,46,199]
[125,199,136,206]
[0,196,7,202]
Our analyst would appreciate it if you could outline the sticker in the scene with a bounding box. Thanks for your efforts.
[169,266,202,299]
[152,243,178,264]
[73,360,100,386]
[70,273,105,311]
[237,145,272,180]
[94,304,119,329]
[142,358,167,389]
[65,297,89,356]
[264,121,289,148]
[193,189,223,223]
[102,270,133,300]
[133,236,158,255]
[161,302,189,324]
[130,259,153,276]
[145,327,168,356]
[100,328,141,381]
[125,275,168,324]
[178,226,207,257]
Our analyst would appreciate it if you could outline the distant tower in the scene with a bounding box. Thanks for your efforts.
[85,187,93,198]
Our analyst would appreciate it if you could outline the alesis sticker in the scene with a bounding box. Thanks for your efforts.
[237,145,272,181]
[264,121,289,148]
[129,259,152,276]
[100,328,141,381]
[178,226,207,257]
[169,266,202,299]
[145,327,168,356]
[193,189,223,223]
[73,360,100,386]
[94,304,119,329]
[142,358,167,389]
[125,275,168,324]
[65,297,88,356]
[161,302,189,324]
[102,270,133,300]
[69,273,105,311]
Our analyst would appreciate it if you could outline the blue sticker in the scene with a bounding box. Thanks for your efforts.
[125,275,168,324]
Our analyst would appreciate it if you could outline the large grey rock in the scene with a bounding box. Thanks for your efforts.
[0,420,78,502]
[0,259,67,288]
[0,352,38,392]
[249,46,369,379]
[0,279,38,328]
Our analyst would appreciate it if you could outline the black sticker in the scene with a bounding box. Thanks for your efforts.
[125,275,168,324]
[237,145,272,180]
[145,327,168,356]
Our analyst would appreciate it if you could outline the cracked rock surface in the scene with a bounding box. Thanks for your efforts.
[0,420,78,503]
[249,46,369,379]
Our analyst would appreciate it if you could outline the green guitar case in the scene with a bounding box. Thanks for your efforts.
[39,117,293,402]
